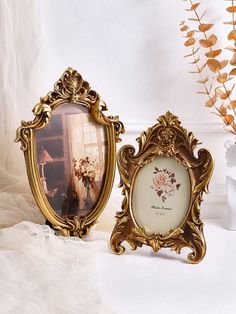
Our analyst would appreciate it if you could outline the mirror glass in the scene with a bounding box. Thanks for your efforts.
[36,103,107,218]
[132,156,191,235]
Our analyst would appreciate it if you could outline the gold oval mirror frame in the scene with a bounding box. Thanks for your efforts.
[15,67,124,237]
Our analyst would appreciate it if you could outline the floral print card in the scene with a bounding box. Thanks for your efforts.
[132,157,191,235]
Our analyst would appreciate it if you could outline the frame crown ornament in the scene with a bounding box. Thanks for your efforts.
[110,111,213,264]
[15,67,124,152]
[15,67,124,237]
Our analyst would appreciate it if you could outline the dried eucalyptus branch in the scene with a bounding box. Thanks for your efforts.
[180,0,236,135]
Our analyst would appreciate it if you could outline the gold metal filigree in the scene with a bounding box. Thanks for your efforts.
[110,111,213,264]
[15,67,124,237]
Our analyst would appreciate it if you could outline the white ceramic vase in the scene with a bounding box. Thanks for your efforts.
[225,140,236,230]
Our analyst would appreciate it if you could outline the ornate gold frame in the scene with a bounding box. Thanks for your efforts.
[110,112,213,263]
[15,67,124,237]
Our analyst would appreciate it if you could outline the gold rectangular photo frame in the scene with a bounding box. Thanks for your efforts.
[110,112,213,263]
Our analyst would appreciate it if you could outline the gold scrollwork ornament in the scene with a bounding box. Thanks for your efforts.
[110,111,214,264]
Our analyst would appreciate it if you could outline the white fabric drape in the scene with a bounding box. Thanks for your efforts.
[0,221,112,314]
[0,0,45,227]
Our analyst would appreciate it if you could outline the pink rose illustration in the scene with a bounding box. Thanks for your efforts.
[151,167,181,202]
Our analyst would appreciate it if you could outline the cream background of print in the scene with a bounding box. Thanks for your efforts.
[132,157,191,235]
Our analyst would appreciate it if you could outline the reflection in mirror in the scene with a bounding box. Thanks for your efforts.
[36,103,107,218]
[132,157,191,235]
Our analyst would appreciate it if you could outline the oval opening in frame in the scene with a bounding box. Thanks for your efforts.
[131,157,191,235]
[35,103,107,219]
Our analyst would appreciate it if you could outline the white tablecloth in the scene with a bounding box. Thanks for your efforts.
[0,220,235,314]
[94,219,236,314]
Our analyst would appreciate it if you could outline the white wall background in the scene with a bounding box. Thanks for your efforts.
[38,0,230,121]
[38,0,234,219]
[13,0,234,223]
